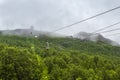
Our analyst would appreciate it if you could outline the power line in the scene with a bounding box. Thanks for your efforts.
[99,28,120,34]
[53,6,120,32]
[89,28,120,37]
[92,21,120,33]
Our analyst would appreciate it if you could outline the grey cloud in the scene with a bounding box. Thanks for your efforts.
[0,0,120,43]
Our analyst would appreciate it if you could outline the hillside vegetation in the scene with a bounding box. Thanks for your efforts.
[0,34,120,80]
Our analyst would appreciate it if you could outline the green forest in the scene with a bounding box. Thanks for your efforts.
[0,34,120,80]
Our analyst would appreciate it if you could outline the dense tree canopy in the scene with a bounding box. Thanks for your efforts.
[0,35,120,80]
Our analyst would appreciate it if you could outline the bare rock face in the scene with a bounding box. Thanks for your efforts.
[74,32,120,46]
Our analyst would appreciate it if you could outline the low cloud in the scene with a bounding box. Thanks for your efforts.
[0,0,120,42]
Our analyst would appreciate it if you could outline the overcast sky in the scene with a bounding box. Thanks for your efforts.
[0,0,120,43]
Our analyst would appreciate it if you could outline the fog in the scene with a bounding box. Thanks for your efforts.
[0,0,120,43]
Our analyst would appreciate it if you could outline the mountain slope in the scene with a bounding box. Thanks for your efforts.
[0,28,64,37]
[0,34,120,80]
[74,32,119,46]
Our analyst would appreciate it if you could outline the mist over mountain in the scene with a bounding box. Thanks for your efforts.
[0,28,119,46]
[74,32,120,46]
[0,27,64,38]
